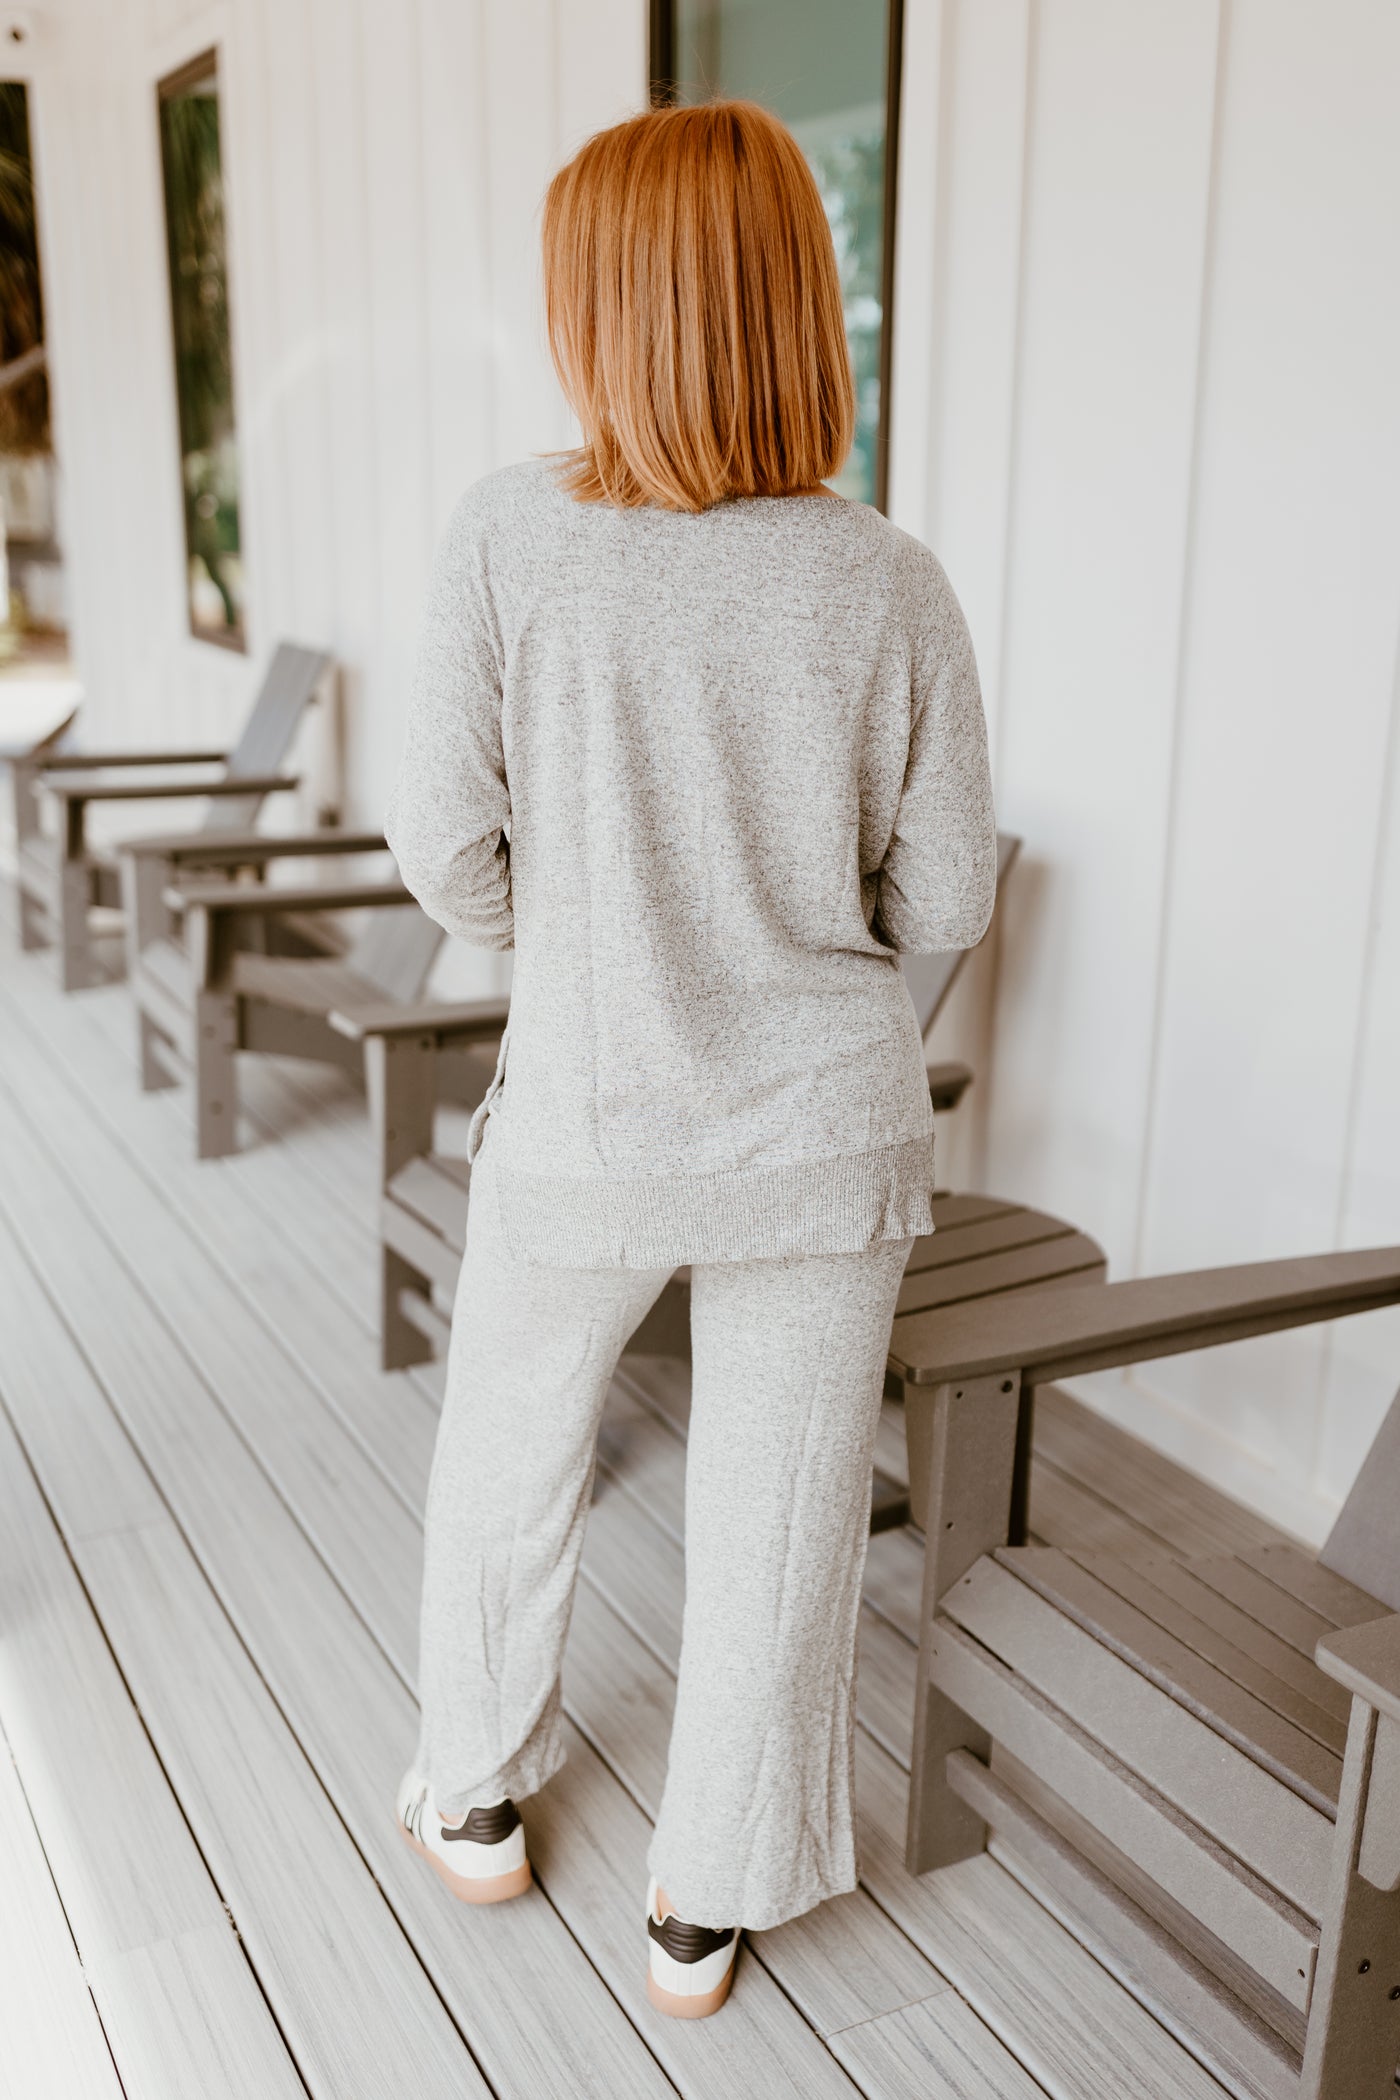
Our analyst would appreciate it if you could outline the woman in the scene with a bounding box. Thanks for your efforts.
[385,98,996,2020]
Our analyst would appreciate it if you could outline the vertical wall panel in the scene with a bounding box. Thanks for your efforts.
[306,0,381,784]
[981,0,1221,1269]
[1320,654,1400,1508]
[483,0,565,463]
[419,0,494,538]
[895,0,1030,754]
[1129,0,1400,1532]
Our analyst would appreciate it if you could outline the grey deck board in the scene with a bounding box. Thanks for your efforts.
[80,1522,487,2100]
[0,1731,127,2100]
[1032,1387,1292,1559]
[0,1278,312,2100]
[0,1056,676,2098]
[853,1739,1231,2100]
[11,962,439,1519]
[829,1994,1048,2100]
[0,995,863,2099]
[0,893,1268,2099]
[1027,1461,1175,1560]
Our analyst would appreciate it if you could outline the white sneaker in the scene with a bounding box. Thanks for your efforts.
[645,1877,739,2018]
[395,1769,531,1905]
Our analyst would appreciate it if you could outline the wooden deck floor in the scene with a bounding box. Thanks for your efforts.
[0,898,1295,2100]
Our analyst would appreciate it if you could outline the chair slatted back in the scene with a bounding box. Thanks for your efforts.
[349,904,445,1004]
[901,830,1022,1037]
[1319,1386,1400,1612]
[205,643,332,833]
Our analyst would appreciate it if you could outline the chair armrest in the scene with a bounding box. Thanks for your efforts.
[927,1060,973,1112]
[122,826,387,864]
[890,1245,1400,1386]
[46,772,298,805]
[38,746,228,772]
[1317,1616,1400,1730]
[328,996,510,1044]
[169,877,412,916]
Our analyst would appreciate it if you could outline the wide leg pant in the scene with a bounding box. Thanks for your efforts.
[412,1139,913,1932]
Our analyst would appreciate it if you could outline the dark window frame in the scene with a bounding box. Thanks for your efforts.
[649,0,904,515]
[156,45,246,653]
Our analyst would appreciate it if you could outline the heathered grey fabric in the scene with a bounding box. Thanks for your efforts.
[385,459,997,1269]
[413,1128,913,1931]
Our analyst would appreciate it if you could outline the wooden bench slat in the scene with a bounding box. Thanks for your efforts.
[942,1558,1333,1918]
[1126,1558,1353,1724]
[894,1234,1107,1318]
[1186,1556,1338,1659]
[389,1156,470,1252]
[903,1202,1059,1264]
[925,1616,1318,2008]
[432,1154,473,1192]
[911,1191,1023,1244]
[230,953,373,1018]
[899,1209,1083,1279]
[1238,1541,1389,1629]
[999,1548,1343,1813]
[381,1198,461,1294]
[947,1752,1305,2099]
[1074,1552,1349,1757]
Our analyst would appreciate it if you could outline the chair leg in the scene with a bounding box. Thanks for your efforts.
[18,877,47,951]
[1300,1702,1400,2098]
[138,1010,178,1093]
[381,1246,436,1372]
[57,859,97,991]
[193,990,239,1158]
[905,1372,1023,1876]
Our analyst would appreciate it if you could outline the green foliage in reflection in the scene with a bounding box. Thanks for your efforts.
[0,83,49,456]
[804,124,885,506]
[159,72,243,639]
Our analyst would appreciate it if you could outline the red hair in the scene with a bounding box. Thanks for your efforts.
[542,100,854,512]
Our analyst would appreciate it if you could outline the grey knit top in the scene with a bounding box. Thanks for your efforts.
[385,459,997,1268]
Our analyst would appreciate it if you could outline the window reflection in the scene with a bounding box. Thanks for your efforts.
[663,0,899,509]
[158,53,245,649]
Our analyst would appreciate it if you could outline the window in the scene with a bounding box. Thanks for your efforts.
[0,80,65,640]
[652,0,902,511]
[157,52,244,649]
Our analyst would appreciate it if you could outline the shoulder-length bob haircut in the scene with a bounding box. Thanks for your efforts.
[542,100,855,513]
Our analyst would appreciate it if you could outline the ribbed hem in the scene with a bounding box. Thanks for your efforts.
[491,1133,936,1269]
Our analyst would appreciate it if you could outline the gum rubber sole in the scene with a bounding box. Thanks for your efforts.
[645,1959,737,2019]
[398,1818,532,1904]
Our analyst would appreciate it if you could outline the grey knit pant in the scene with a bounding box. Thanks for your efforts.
[412,1137,912,1932]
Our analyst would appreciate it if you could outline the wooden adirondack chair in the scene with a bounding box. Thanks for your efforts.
[122,828,497,1157]
[15,641,331,990]
[891,1253,1400,2100]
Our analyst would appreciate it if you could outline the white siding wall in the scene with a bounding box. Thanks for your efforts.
[23,0,1400,1536]
[23,0,645,818]
[892,0,1400,1540]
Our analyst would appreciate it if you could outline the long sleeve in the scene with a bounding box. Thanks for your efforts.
[873,574,997,955]
[384,496,514,950]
